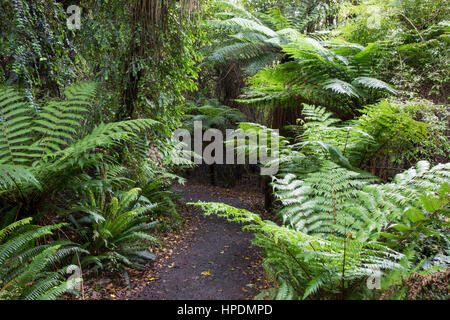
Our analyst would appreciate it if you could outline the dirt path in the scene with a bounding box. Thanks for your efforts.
[135,182,265,300]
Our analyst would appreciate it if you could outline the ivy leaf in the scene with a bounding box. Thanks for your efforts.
[392,223,411,233]
[405,207,427,223]
[420,194,441,212]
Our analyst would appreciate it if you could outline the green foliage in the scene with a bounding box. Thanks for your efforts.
[204,1,300,75]
[291,104,374,167]
[193,159,448,300]
[0,82,158,215]
[240,35,396,115]
[0,218,84,300]
[1,0,447,302]
[190,201,403,300]
[381,182,449,266]
[68,188,159,275]
[362,160,450,233]
[377,179,449,300]
[356,100,428,156]
[273,161,378,236]
[353,99,450,170]
[0,0,75,99]
[286,100,447,178]
[242,0,339,33]
[337,0,449,102]
[75,0,205,127]
[231,100,449,300]
[338,0,449,45]
[138,172,185,223]
[182,98,246,130]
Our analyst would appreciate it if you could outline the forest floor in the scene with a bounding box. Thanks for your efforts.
[80,178,272,300]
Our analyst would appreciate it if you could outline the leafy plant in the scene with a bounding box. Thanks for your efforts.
[139,172,184,223]
[353,99,449,175]
[0,82,158,216]
[239,35,397,116]
[190,201,403,300]
[337,0,449,102]
[68,188,159,277]
[273,161,378,236]
[0,218,84,300]
[204,1,300,75]
[380,182,449,268]
[182,98,246,130]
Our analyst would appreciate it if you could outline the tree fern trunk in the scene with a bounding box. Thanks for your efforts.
[263,175,274,210]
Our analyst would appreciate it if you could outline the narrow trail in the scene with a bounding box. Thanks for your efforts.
[135,181,266,300]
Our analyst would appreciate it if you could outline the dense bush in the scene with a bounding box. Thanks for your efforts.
[192,161,449,300]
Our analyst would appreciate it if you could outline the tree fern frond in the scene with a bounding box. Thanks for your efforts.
[0,164,41,191]
[322,79,361,98]
[352,77,397,94]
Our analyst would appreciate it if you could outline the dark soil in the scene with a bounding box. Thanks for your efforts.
[134,181,266,300]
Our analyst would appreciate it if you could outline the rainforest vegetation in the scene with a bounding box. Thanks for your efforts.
[0,0,448,300]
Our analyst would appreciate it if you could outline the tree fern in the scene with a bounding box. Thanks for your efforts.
[273,161,378,236]
[240,35,397,113]
[204,1,299,75]
[68,188,159,273]
[190,201,403,300]
[0,82,158,211]
[0,219,84,300]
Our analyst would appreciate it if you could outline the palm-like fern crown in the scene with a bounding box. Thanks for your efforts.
[73,187,158,271]
[182,98,246,130]
[204,1,300,75]
[0,82,158,196]
[239,35,397,112]
[273,161,378,235]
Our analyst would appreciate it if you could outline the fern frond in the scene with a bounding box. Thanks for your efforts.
[0,86,34,165]
[352,77,397,94]
[0,164,41,191]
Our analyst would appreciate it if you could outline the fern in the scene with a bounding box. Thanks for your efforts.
[32,82,96,158]
[0,82,158,211]
[0,219,84,300]
[273,161,378,236]
[0,164,40,191]
[190,201,403,300]
[240,36,397,113]
[0,86,33,165]
[68,188,159,274]
[182,99,246,130]
[204,1,298,75]
[361,161,450,225]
